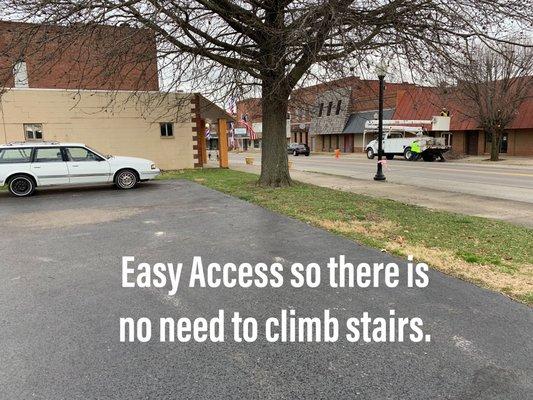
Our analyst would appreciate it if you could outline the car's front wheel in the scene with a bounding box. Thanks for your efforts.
[115,169,138,190]
[8,174,36,197]
[293,150,299,156]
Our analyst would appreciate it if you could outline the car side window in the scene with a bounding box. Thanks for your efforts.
[0,148,33,163]
[34,147,64,163]
[65,147,103,162]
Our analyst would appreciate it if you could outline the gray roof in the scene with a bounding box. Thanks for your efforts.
[342,109,395,134]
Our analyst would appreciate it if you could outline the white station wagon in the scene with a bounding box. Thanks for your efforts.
[0,142,160,197]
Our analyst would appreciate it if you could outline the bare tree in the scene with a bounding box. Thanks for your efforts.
[2,1,532,185]
[436,42,533,161]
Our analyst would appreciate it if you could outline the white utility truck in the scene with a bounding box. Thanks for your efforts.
[364,116,452,161]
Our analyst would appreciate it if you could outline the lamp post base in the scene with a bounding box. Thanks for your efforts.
[374,163,386,181]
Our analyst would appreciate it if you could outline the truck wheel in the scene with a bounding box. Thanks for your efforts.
[422,154,436,162]
[386,154,394,160]
[403,148,412,160]
[366,148,375,159]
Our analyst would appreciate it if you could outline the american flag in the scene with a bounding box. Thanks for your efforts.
[240,118,257,140]
[227,97,237,116]
[229,121,235,146]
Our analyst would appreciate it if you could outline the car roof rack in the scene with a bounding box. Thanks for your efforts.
[4,141,60,146]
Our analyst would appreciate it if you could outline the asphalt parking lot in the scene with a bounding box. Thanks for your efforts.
[1,181,531,399]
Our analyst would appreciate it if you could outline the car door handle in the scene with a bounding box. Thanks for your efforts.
[71,165,79,168]
[33,166,41,169]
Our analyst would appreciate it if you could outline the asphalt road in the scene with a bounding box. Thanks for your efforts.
[1,181,532,399]
[229,153,533,204]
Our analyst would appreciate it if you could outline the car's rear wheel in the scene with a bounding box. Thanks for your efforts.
[8,175,36,197]
[115,169,138,190]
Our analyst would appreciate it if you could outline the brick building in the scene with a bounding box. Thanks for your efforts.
[393,85,533,157]
[0,21,159,91]
[236,77,416,153]
[0,21,231,169]
[235,97,264,149]
[306,78,415,152]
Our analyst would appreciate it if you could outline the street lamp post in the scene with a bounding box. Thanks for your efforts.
[374,61,387,181]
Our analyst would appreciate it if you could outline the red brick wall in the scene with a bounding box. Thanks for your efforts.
[509,130,533,156]
[451,131,465,154]
[0,21,159,91]
[236,98,262,122]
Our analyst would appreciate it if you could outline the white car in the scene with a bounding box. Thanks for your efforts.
[0,141,160,197]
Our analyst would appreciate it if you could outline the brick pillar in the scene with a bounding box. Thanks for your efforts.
[198,119,207,165]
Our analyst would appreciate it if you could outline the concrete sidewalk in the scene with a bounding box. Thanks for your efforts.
[232,163,533,228]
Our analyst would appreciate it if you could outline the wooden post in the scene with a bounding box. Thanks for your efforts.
[198,118,206,165]
[218,118,229,168]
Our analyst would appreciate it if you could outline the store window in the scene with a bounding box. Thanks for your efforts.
[318,103,324,117]
[335,100,342,115]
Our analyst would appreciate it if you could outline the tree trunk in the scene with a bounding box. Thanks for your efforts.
[259,80,292,187]
[489,129,500,161]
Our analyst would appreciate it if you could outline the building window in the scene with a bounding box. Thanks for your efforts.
[160,122,174,137]
[335,100,342,115]
[327,101,333,116]
[318,103,324,117]
[13,61,29,88]
[24,123,43,140]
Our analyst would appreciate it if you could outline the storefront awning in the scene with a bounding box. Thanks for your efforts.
[342,109,395,134]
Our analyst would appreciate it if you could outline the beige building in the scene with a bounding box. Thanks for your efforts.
[0,22,235,168]
[0,89,202,170]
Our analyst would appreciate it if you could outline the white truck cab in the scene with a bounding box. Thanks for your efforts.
[0,141,160,197]
[365,128,428,160]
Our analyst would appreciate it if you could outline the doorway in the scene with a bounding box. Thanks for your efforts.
[466,132,479,155]
[343,135,354,153]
